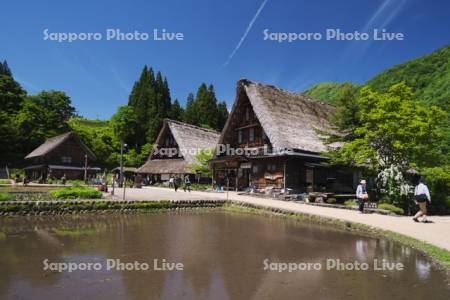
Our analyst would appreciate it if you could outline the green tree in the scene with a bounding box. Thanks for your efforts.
[16,90,75,155]
[195,83,218,129]
[111,105,137,141]
[0,72,26,112]
[0,60,12,76]
[188,148,214,177]
[328,83,446,170]
[170,98,184,121]
[217,101,229,130]
[183,93,198,125]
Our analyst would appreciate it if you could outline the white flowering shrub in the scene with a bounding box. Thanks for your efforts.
[377,165,413,212]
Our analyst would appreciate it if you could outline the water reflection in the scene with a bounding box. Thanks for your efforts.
[0,212,448,299]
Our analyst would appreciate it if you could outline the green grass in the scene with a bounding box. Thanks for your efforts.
[378,203,405,215]
[344,199,358,206]
[50,187,103,199]
[0,179,11,185]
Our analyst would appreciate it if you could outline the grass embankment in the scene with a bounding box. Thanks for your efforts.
[0,200,225,215]
[222,203,450,271]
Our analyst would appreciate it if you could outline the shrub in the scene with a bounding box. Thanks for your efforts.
[421,166,450,214]
[378,203,405,215]
[0,192,12,201]
[50,187,102,199]
[377,165,413,213]
[344,199,357,206]
[0,179,11,185]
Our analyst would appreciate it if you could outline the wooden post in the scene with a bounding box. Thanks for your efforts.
[235,168,238,192]
[120,140,126,200]
[84,154,88,183]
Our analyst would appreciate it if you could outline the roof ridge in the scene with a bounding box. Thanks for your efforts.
[165,119,220,135]
[239,78,335,108]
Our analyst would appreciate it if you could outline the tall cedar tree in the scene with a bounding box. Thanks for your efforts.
[170,99,184,120]
[217,101,229,130]
[194,83,218,129]
[0,61,26,164]
[128,66,173,148]
[183,93,198,125]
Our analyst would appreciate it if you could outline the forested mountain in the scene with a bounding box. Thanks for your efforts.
[304,45,449,109]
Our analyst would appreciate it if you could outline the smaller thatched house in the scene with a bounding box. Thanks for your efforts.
[137,119,220,183]
[24,132,101,181]
[210,79,357,193]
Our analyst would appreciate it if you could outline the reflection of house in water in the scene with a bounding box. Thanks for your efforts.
[210,79,357,193]
[137,119,220,183]
[24,132,100,181]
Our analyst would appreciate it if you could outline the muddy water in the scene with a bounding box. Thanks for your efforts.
[0,212,448,300]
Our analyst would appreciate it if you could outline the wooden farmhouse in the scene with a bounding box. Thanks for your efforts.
[137,119,220,182]
[24,132,100,181]
[210,79,356,193]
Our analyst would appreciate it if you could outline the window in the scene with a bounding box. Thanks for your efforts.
[267,164,276,172]
[245,108,250,121]
[249,128,254,142]
[238,130,242,143]
[61,156,72,163]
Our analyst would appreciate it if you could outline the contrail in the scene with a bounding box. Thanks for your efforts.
[223,0,269,67]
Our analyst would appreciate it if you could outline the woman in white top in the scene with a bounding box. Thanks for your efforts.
[413,177,431,222]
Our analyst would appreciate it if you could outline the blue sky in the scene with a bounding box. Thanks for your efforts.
[1,0,449,119]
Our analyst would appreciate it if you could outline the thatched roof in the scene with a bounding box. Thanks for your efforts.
[137,120,220,174]
[138,159,189,174]
[25,132,96,160]
[111,167,138,173]
[218,79,335,153]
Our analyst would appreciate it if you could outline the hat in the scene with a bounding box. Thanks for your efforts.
[360,180,367,184]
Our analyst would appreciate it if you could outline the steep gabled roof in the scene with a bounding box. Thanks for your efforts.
[218,79,335,153]
[25,132,96,160]
[138,119,220,174]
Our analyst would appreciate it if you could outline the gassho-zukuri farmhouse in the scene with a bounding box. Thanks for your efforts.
[138,79,358,193]
[137,119,220,182]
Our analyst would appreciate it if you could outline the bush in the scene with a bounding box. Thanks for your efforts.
[50,187,102,199]
[344,199,357,206]
[0,179,11,184]
[378,203,405,215]
[0,192,12,201]
[421,166,450,214]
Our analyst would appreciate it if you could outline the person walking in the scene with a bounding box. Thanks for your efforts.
[356,179,369,213]
[169,176,174,188]
[183,175,191,192]
[174,176,179,192]
[413,177,431,223]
